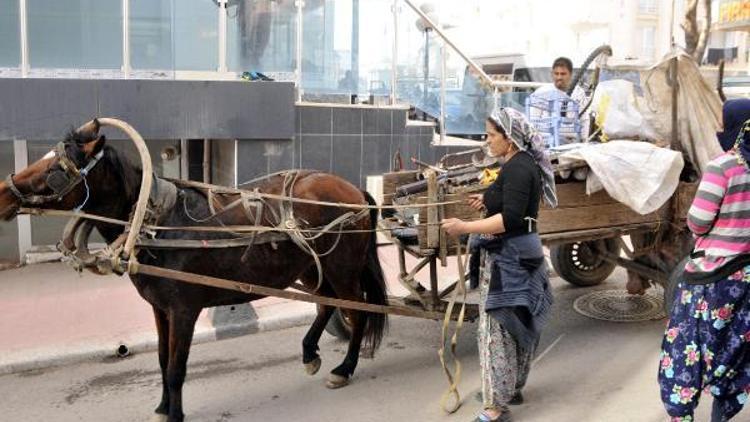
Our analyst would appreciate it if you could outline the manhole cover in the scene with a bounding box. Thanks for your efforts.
[573,289,666,322]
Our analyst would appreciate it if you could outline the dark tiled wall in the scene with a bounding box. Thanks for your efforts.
[0,79,295,141]
[235,104,468,189]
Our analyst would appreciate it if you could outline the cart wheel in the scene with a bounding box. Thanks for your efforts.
[550,238,620,287]
[324,309,353,341]
[663,255,689,316]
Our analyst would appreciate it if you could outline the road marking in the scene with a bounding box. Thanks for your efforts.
[532,334,564,366]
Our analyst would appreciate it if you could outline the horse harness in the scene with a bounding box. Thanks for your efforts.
[138,171,370,284]
[4,141,104,207]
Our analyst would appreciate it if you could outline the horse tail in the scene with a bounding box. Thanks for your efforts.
[361,190,388,352]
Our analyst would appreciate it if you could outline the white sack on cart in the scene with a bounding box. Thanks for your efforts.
[557,140,684,215]
[592,79,660,142]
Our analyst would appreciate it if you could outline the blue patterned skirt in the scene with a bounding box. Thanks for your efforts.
[658,265,750,421]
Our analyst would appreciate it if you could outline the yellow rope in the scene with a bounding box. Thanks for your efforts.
[438,242,469,414]
[19,208,481,236]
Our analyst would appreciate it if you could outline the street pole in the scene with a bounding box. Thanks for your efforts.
[423,28,430,120]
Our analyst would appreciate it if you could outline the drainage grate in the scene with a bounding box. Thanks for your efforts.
[573,289,666,322]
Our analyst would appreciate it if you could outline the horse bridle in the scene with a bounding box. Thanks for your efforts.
[4,141,104,207]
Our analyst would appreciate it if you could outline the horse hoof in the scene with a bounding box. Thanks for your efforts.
[150,414,168,422]
[304,357,322,375]
[325,373,350,389]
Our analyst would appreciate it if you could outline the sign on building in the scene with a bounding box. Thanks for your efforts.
[717,0,750,31]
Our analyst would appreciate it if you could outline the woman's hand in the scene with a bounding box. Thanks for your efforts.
[466,193,484,211]
[441,218,466,237]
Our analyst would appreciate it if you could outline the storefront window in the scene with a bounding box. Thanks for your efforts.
[173,0,219,71]
[227,0,297,74]
[300,0,393,99]
[301,0,349,94]
[0,0,20,68]
[130,0,173,70]
[27,0,123,69]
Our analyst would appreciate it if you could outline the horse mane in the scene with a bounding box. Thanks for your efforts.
[101,145,143,204]
[64,129,141,201]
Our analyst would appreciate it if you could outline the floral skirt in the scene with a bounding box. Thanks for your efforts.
[658,265,750,421]
[478,251,535,409]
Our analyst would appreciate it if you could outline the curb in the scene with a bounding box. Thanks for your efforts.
[0,302,317,376]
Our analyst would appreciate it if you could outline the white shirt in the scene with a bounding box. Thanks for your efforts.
[527,84,589,141]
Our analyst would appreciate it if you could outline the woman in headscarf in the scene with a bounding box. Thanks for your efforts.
[658,98,750,421]
[442,107,556,422]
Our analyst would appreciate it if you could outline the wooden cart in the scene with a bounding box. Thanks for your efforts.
[377,167,699,320]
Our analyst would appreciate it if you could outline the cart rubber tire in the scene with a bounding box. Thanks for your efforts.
[663,255,689,316]
[324,309,352,341]
[550,238,620,287]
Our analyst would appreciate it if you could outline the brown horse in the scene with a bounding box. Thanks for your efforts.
[0,120,387,422]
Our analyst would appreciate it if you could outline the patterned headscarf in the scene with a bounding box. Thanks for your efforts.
[489,107,558,208]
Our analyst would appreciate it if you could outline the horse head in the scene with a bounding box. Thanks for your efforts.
[0,119,107,221]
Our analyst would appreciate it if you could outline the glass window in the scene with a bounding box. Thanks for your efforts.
[395,2,437,109]
[173,0,218,71]
[130,0,174,70]
[301,0,351,95]
[642,26,656,60]
[357,0,393,99]
[227,0,297,74]
[0,0,20,68]
[300,0,394,99]
[28,0,123,69]
[638,0,657,14]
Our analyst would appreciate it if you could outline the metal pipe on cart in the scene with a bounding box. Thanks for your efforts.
[395,166,480,197]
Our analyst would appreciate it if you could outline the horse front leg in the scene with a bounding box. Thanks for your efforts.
[327,311,366,389]
[164,308,201,422]
[153,307,171,419]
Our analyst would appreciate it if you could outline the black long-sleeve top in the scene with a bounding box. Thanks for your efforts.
[482,152,541,237]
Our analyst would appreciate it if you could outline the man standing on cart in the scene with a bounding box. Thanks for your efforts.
[528,57,589,141]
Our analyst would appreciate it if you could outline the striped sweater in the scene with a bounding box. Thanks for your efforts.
[686,151,750,274]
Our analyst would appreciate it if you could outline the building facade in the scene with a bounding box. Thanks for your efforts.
[0,0,444,265]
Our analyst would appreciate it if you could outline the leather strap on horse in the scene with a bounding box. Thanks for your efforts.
[275,171,368,291]
[240,189,266,262]
[438,242,468,414]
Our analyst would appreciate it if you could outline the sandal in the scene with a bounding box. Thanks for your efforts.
[473,409,513,422]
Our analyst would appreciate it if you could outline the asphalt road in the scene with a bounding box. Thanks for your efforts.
[0,269,735,421]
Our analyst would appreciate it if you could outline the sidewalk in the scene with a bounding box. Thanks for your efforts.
[0,244,463,375]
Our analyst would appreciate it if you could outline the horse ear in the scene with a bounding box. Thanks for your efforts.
[81,135,106,158]
[75,118,101,140]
